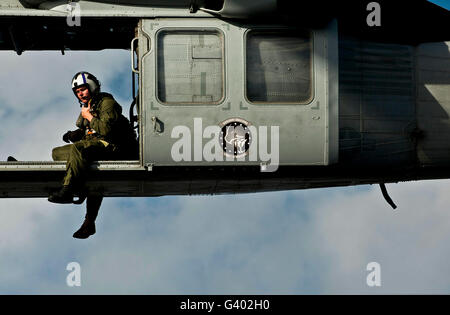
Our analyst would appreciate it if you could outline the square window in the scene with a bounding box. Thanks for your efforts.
[157,30,224,104]
[246,30,313,103]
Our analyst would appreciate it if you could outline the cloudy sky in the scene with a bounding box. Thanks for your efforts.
[0,1,449,295]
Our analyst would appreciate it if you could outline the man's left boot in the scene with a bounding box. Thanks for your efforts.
[48,185,74,204]
[73,218,96,239]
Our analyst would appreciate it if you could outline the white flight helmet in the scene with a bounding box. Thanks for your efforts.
[71,71,100,97]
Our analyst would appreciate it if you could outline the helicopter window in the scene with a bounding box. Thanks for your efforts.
[157,30,224,104]
[245,30,313,104]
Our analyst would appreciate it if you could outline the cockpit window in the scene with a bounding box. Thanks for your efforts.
[246,30,313,104]
[157,29,224,104]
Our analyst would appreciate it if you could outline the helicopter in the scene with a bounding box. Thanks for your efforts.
[0,0,449,210]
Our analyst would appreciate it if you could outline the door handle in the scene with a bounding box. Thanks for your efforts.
[131,37,139,74]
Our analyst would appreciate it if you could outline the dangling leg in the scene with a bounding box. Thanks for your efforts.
[48,141,93,204]
[73,195,103,239]
[48,140,105,204]
[50,140,109,238]
[49,144,77,203]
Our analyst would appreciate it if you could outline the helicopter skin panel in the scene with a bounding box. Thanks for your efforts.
[0,0,448,54]
[0,0,208,17]
[417,42,450,166]
[1,164,450,198]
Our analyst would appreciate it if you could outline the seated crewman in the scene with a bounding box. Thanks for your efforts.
[49,71,138,238]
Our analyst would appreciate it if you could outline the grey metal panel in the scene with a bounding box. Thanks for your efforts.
[338,37,416,166]
[0,0,64,16]
[200,0,277,18]
[0,161,143,171]
[0,0,211,17]
[416,41,450,166]
[0,0,29,7]
[141,18,339,168]
[326,19,339,165]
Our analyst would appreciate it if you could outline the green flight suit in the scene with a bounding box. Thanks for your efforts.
[52,92,138,189]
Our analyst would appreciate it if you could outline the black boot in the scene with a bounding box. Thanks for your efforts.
[73,218,96,239]
[48,185,74,204]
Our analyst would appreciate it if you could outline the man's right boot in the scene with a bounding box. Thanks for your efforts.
[48,185,74,204]
[73,218,96,239]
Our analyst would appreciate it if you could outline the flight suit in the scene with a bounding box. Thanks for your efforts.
[52,92,138,194]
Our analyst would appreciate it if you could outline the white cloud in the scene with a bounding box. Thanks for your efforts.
[0,50,129,112]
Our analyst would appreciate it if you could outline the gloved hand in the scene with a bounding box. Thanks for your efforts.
[63,129,84,143]
[63,131,72,143]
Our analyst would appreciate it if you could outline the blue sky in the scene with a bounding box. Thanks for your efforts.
[0,2,450,295]
[429,0,450,10]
